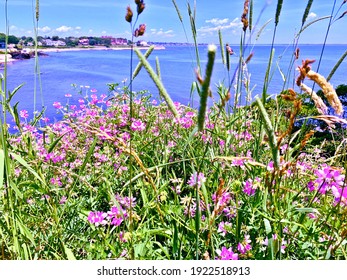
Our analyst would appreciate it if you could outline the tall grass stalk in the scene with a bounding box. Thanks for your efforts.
[262,0,283,103]
[197,45,216,131]
[32,0,44,118]
[187,2,201,76]
[134,48,179,119]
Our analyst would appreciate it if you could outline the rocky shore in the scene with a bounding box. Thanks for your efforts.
[0,54,16,64]
[0,49,47,66]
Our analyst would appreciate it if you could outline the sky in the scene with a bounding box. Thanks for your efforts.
[1,0,347,44]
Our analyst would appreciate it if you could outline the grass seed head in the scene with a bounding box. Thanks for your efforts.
[300,83,328,115]
[306,70,343,115]
[125,6,133,23]
[137,0,145,15]
[241,0,250,31]
[134,24,146,37]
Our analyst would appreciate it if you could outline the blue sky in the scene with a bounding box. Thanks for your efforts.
[1,0,347,44]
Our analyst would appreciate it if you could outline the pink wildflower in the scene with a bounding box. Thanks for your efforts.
[59,196,67,205]
[87,211,108,226]
[217,221,232,236]
[187,172,206,188]
[20,110,29,119]
[131,119,146,131]
[216,247,239,260]
[237,235,252,254]
[53,101,63,109]
[107,206,127,226]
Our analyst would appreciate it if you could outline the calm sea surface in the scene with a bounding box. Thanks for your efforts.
[2,44,347,121]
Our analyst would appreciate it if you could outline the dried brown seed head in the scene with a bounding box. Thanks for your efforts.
[294,48,300,60]
[137,2,145,15]
[241,0,250,31]
[134,23,146,37]
[125,6,133,23]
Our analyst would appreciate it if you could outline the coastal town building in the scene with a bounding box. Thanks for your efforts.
[79,38,90,46]
[137,40,149,47]
[42,39,66,47]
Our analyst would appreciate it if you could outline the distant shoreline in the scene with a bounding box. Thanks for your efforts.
[40,45,165,53]
[0,45,165,65]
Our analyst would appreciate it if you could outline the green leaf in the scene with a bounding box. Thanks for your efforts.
[10,152,46,186]
[295,208,320,214]
[7,83,24,103]
[16,214,35,246]
[79,136,98,175]
[47,132,67,153]
[63,243,76,260]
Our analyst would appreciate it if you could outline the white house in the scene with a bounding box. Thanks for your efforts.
[137,40,149,47]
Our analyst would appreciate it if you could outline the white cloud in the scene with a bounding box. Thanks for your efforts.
[206,18,229,26]
[307,12,317,21]
[9,25,18,31]
[198,17,242,34]
[101,31,107,34]
[150,28,175,38]
[39,26,52,33]
[88,29,93,33]
[75,26,82,30]
[56,25,73,33]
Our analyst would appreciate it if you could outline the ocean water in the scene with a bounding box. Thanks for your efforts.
[1,44,347,121]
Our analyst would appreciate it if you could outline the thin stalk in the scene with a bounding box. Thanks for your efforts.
[134,48,179,119]
[187,2,201,75]
[128,14,139,260]
[262,0,282,103]
[2,0,20,259]
[314,0,337,84]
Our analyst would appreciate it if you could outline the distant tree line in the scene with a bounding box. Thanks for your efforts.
[0,33,131,48]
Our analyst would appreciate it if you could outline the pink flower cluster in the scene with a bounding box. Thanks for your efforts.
[187,172,206,188]
[308,165,346,206]
[88,205,128,227]
[216,247,239,260]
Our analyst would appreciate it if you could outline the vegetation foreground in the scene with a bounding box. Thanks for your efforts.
[1,0,347,260]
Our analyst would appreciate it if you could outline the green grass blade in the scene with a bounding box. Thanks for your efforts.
[155,56,161,80]
[255,96,280,169]
[132,45,155,80]
[218,29,226,66]
[62,243,76,260]
[172,0,183,23]
[134,48,179,119]
[302,0,314,26]
[10,152,46,186]
[327,49,347,81]
[79,136,98,174]
[47,133,67,153]
[0,149,4,189]
[7,83,24,103]
[299,16,331,35]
